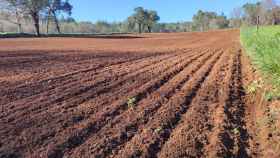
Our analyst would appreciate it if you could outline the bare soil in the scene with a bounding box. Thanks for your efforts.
[0,30,263,158]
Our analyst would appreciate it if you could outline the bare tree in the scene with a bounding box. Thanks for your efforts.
[229,7,243,28]
[242,2,263,25]
[261,0,277,10]
[0,0,25,33]
[263,0,280,25]
[5,0,49,36]
[272,6,280,24]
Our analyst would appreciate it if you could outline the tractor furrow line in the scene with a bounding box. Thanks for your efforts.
[32,50,208,158]
[114,50,223,158]
[158,49,235,158]
[66,50,216,158]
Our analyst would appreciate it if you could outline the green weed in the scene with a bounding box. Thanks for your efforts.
[246,80,262,94]
[127,97,137,109]
[154,127,163,134]
[232,127,240,135]
[241,26,280,99]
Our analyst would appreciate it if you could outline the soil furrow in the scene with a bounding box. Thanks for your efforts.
[0,50,200,157]
[205,50,251,158]
[0,51,176,106]
[1,50,191,122]
[0,51,189,134]
[0,30,256,158]
[65,50,215,158]
[0,56,132,92]
[5,50,194,128]
[0,50,185,119]
[158,49,238,158]
[113,50,223,158]
[31,50,208,158]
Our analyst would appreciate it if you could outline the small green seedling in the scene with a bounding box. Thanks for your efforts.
[246,80,262,94]
[154,127,163,134]
[232,127,240,135]
[127,97,137,109]
[265,92,274,102]
[264,89,280,101]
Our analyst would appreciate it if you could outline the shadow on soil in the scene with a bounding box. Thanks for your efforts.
[0,33,144,39]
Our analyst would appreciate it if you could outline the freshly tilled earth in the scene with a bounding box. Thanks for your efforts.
[0,30,258,158]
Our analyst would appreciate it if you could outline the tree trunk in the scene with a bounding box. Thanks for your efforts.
[272,13,278,25]
[15,11,22,33]
[17,23,22,33]
[0,23,3,32]
[46,10,51,34]
[52,11,61,34]
[147,26,152,33]
[31,11,40,36]
[257,16,260,32]
[138,23,142,33]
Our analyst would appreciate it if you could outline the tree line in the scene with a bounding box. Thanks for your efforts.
[230,0,280,28]
[0,0,72,36]
[0,0,279,35]
[191,0,280,31]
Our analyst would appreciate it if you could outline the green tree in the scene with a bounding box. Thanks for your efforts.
[193,10,220,31]
[126,16,136,32]
[209,13,229,29]
[95,21,111,33]
[145,10,160,32]
[132,7,147,33]
[128,7,160,33]
[46,0,72,34]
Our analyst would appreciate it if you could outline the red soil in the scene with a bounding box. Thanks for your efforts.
[0,30,260,158]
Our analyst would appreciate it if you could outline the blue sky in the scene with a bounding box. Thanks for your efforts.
[69,0,262,23]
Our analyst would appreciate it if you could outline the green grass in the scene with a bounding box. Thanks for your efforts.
[240,26,280,100]
[0,32,13,35]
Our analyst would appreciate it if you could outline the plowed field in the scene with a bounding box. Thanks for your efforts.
[0,30,258,158]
